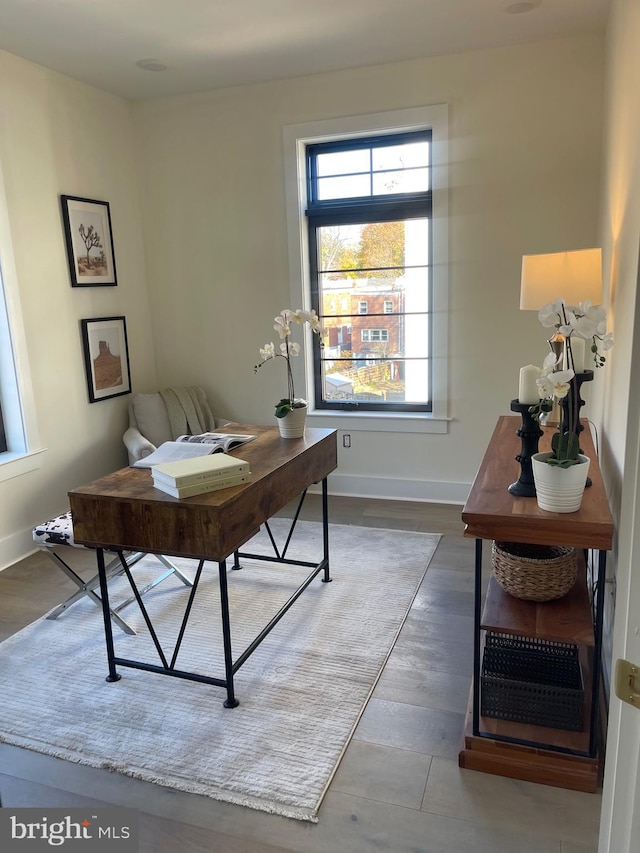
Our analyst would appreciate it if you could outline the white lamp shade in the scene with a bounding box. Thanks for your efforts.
[520,248,602,310]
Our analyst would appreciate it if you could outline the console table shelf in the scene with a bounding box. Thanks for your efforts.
[458,415,614,793]
[481,557,594,647]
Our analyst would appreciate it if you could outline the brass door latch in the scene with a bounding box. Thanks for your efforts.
[614,658,640,708]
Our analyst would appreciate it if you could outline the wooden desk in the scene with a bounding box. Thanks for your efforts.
[69,426,338,707]
[459,416,614,792]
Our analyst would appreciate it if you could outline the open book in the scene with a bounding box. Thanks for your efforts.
[132,433,255,468]
[176,432,255,451]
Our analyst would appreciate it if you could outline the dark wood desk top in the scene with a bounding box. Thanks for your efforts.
[462,416,613,550]
[69,425,337,561]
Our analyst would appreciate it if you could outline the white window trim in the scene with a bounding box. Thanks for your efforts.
[361,329,389,343]
[0,158,44,482]
[283,104,449,434]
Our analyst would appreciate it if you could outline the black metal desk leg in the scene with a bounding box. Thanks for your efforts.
[97,548,121,683]
[218,558,239,708]
[589,549,607,757]
[321,477,331,583]
[472,538,483,736]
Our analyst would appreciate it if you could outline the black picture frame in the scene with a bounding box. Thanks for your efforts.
[61,195,117,287]
[80,316,131,403]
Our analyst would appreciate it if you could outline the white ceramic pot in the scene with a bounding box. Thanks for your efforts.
[531,451,590,513]
[277,403,307,439]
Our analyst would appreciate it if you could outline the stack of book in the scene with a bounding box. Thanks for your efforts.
[151,453,251,498]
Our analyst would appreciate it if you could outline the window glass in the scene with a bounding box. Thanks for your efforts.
[307,131,432,413]
[371,141,429,172]
[316,149,370,178]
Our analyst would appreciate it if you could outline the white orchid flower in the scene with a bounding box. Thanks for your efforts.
[281,341,300,357]
[572,315,599,339]
[538,299,564,328]
[259,343,276,361]
[537,368,574,400]
[537,298,614,370]
[540,352,559,374]
[273,314,291,339]
[585,304,606,324]
[601,332,614,350]
[292,308,324,334]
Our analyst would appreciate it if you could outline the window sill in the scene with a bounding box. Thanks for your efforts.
[0,448,47,482]
[308,410,449,434]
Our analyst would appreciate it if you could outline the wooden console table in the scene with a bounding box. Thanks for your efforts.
[459,416,614,792]
[69,425,337,708]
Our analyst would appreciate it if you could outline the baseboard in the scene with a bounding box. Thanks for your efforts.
[0,525,37,572]
[313,473,469,504]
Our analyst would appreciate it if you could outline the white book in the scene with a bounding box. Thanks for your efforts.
[150,453,250,485]
[152,452,250,485]
[153,471,252,499]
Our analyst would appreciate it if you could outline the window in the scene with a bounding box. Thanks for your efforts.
[307,129,431,413]
[283,104,448,431]
[0,160,42,478]
[361,329,388,343]
[0,404,6,453]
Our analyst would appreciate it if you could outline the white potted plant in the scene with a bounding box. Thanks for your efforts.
[529,299,613,511]
[255,308,324,438]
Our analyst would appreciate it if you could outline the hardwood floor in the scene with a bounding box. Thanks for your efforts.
[0,497,600,852]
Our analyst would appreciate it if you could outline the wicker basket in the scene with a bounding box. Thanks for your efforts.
[491,541,578,602]
[481,632,584,731]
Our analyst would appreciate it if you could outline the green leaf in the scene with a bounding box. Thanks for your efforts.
[274,399,292,419]
[551,430,580,461]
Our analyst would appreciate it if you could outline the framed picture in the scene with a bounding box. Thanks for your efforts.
[80,316,131,403]
[61,195,117,287]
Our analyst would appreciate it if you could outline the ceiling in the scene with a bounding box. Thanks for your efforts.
[0,0,612,101]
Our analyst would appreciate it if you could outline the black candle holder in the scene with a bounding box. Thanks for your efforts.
[508,399,551,497]
[559,370,594,486]
[559,370,594,438]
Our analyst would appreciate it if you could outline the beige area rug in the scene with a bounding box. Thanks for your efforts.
[0,521,439,821]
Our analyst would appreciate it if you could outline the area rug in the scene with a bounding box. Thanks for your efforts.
[0,521,439,821]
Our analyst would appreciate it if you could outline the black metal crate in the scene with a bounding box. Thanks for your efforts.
[481,632,584,731]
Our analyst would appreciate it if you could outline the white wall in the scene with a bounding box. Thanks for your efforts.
[0,50,158,568]
[133,35,604,502]
[591,0,640,697]
[0,33,607,567]
[598,0,640,847]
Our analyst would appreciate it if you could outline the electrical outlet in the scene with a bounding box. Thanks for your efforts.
[342,434,351,448]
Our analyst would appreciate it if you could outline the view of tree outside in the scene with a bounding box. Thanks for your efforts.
[318,218,429,405]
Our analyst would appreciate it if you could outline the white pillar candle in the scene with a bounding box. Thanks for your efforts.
[568,336,586,373]
[518,365,540,404]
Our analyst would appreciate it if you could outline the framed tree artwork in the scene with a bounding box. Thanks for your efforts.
[81,316,131,403]
[61,195,117,287]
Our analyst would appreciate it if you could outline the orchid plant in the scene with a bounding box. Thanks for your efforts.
[255,308,324,418]
[538,299,614,369]
[529,299,614,467]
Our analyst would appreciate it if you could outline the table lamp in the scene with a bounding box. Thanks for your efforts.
[520,248,603,312]
[520,247,602,416]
